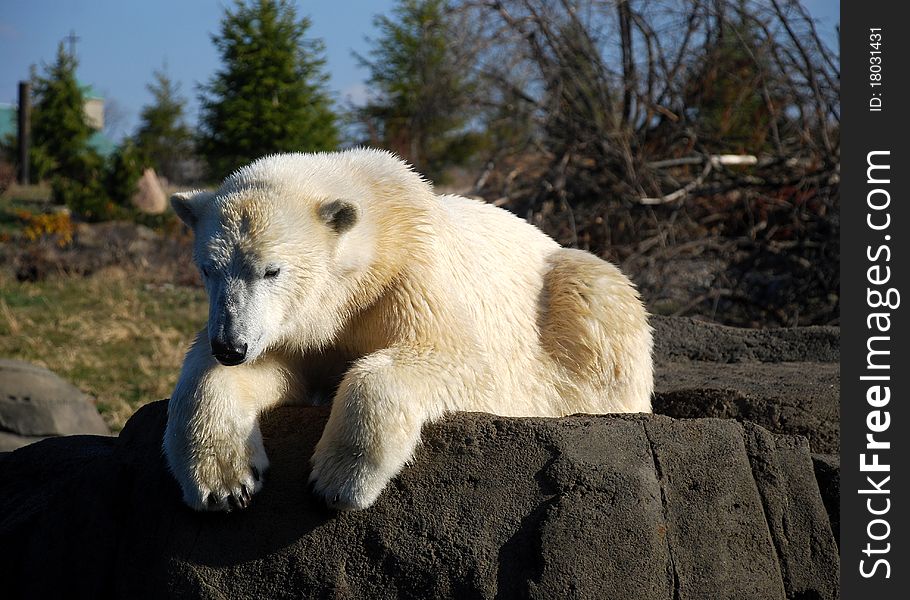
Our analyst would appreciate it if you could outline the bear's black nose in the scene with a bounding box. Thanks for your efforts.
[211,339,248,366]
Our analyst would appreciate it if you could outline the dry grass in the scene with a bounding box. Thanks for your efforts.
[0,267,206,431]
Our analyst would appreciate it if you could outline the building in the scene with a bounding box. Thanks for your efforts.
[0,103,14,144]
[0,82,116,160]
[81,84,104,130]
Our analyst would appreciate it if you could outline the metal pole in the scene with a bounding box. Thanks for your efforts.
[17,81,30,185]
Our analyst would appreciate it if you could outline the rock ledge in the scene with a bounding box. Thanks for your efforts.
[0,400,837,599]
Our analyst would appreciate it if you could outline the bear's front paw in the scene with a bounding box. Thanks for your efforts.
[164,424,270,512]
[309,444,392,511]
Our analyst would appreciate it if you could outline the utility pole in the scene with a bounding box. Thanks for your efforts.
[17,81,30,185]
[65,29,80,59]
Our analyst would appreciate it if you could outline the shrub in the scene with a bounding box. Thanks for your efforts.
[16,209,74,247]
[105,141,144,209]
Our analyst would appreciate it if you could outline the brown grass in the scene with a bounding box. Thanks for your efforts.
[0,268,206,431]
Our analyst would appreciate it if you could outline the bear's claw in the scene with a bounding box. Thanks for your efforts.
[207,462,265,512]
[308,444,391,510]
[166,427,270,513]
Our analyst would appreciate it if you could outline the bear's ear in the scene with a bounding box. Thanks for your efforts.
[318,199,359,234]
[170,190,214,229]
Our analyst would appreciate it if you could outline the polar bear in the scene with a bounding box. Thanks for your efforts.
[163,148,653,511]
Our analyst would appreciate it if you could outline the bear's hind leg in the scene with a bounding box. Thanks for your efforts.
[539,248,653,413]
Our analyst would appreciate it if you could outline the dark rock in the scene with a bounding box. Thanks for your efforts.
[650,318,841,559]
[640,417,787,599]
[812,453,840,544]
[653,361,839,454]
[651,319,840,455]
[743,424,839,600]
[651,316,839,364]
[0,359,109,450]
[0,400,838,599]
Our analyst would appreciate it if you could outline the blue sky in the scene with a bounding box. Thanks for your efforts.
[0,1,839,141]
[0,0,395,138]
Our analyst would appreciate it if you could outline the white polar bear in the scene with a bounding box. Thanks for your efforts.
[163,149,653,511]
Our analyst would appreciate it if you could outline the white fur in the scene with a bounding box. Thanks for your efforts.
[164,148,653,511]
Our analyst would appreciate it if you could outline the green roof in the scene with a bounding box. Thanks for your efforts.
[0,104,116,158]
[80,82,103,100]
[0,104,14,140]
[88,131,116,157]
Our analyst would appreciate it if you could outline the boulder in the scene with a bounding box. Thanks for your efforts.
[131,168,168,215]
[0,359,109,451]
[812,453,840,545]
[0,400,838,599]
[652,317,840,455]
[651,316,840,364]
[653,362,839,454]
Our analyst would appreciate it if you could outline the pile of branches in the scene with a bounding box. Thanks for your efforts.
[456,0,839,327]
[472,153,838,327]
[463,0,838,200]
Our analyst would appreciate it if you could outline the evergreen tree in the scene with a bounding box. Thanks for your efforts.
[135,67,193,182]
[198,0,338,179]
[105,139,144,208]
[683,8,779,153]
[356,0,480,181]
[30,42,98,182]
[31,42,112,218]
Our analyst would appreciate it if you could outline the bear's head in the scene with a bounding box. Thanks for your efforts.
[170,152,393,365]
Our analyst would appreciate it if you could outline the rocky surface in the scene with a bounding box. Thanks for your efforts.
[649,317,841,540]
[0,318,840,597]
[651,316,840,364]
[651,316,840,455]
[812,453,840,545]
[653,363,839,454]
[0,359,110,451]
[0,400,837,599]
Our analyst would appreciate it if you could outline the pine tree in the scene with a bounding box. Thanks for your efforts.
[105,139,144,208]
[683,7,779,153]
[198,0,338,179]
[30,42,98,182]
[356,0,480,181]
[135,68,193,182]
[31,42,112,218]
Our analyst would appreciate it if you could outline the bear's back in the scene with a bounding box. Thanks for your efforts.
[430,194,563,404]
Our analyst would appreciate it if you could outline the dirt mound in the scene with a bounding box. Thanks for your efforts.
[3,220,197,285]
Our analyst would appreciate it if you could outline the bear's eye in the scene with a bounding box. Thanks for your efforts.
[264,266,281,279]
